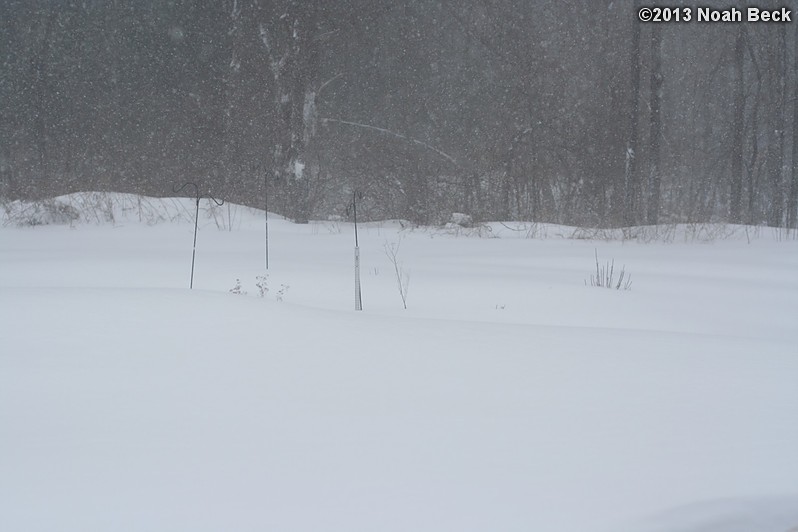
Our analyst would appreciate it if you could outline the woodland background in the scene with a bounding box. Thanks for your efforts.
[2,0,797,228]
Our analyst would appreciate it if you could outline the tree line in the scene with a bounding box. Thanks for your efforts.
[1,0,796,228]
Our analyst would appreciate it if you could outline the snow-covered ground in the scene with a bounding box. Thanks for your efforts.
[2,193,797,532]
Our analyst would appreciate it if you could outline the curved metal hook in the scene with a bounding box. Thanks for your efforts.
[345,190,364,216]
[173,181,224,206]
[173,182,199,198]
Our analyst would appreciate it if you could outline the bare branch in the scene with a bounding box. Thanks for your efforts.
[322,117,459,167]
[318,73,343,96]
[384,240,410,309]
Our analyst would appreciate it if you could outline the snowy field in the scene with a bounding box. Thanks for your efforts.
[1,193,797,532]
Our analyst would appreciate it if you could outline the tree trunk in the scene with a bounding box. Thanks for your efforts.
[766,25,786,227]
[624,0,642,226]
[743,35,763,224]
[262,0,322,223]
[286,3,321,223]
[31,10,57,198]
[646,24,663,225]
[730,25,745,223]
[789,20,798,229]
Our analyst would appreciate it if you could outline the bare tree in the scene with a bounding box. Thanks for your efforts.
[730,25,746,223]
[260,0,328,222]
[765,24,787,227]
[646,23,663,225]
[789,19,798,229]
[385,240,410,310]
[625,0,642,226]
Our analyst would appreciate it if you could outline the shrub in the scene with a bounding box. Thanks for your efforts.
[588,249,632,290]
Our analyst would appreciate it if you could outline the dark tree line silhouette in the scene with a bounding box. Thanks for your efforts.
[1,0,796,227]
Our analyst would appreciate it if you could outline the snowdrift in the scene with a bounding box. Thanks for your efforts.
[1,192,796,531]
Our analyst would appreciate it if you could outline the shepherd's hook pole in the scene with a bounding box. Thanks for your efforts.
[265,168,270,270]
[353,191,362,311]
[190,195,200,289]
[173,182,224,290]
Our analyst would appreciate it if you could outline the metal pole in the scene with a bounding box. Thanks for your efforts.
[190,196,199,289]
[353,191,362,311]
[353,191,359,247]
[264,169,269,270]
[173,182,223,290]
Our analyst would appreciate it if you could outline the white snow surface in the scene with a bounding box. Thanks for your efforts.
[1,193,797,532]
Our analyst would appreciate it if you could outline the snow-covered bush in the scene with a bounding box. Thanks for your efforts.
[449,212,473,227]
[229,279,247,295]
[255,275,269,298]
